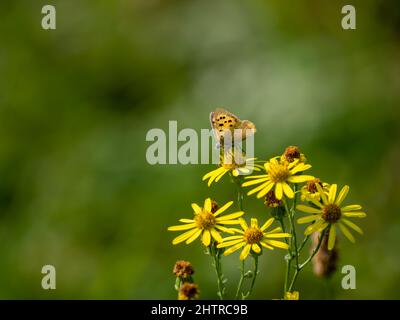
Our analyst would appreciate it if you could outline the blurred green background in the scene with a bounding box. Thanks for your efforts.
[0,0,399,299]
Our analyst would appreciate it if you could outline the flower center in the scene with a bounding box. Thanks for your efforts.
[268,163,290,183]
[322,204,342,223]
[244,227,264,244]
[195,211,216,229]
[264,190,283,208]
[306,178,322,193]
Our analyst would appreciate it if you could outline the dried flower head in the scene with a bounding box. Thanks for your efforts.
[211,200,219,213]
[173,260,194,279]
[311,232,338,278]
[178,283,199,300]
[281,146,307,164]
[264,190,283,208]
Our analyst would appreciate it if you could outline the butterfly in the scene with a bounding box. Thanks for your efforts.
[209,108,256,148]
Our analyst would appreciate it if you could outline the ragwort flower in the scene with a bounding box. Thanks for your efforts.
[168,198,244,247]
[217,217,291,260]
[202,148,261,186]
[242,157,314,199]
[296,184,366,250]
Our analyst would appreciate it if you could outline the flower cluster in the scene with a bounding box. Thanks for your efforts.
[167,111,366,300]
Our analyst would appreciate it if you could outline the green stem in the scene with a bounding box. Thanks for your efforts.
[234,176,244,211]
[243,255,259,299]
[235,260,245,300]
[284,198,299,268]
[210,243,225,300]
[279,218,290,293]
[287,228,327,292]
[297,235,310,255]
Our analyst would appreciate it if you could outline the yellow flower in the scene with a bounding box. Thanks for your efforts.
[300,178,330,202]
[296,184,366,250]
[203,149,261,187]
[217,217,291,260]
[168,198,244,247]
[242,157,314,199]
[284,291,299,300]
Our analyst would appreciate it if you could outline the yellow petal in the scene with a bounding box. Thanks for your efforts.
[220,235,243,241]
[191,203,202,214]
[216,211,244,221]
[343,212,366,218]
[265,226,282,234]
[338,223,355,243]
[282,182,294,198]
[297,215,319,224]
[213,201,234,216]
[214,169,228,182]
[260,217,274,231]
[185,229,202,244]
[218,220,242,226]
[172,228,199,245]
[240,244,251,260]
[204,167,225,186]
[260,241,274,250]
[202,167,221,180]
[204,198,212,212]
[210,228,223,243]
[256,182,274,198]
[275,182,283,200]
[215,225,236,234]
[290,163,312,174]
[341,204,362,212]
[341,218,363,234]
[296,205,322,214]
[309,198,324,208]
[223,242,246,256]
[265,233,291,239]
[242,177,269,187]
[287,175,314,183]
[328,225,336,250]
[250,218,258,228]
[317,222,329,232]
[217,239,243,248]
[247,181,271,196]
[336,185,349,206]
[328,184,337,203]
[168,223,197,231]
[244,174,268,179]
[252,243,261,253]
[304,220,325,236]
[179,218,194,223]
[316,183,329,205]
[202,230,211,246]
[265,239,289,249]
[239,218,248,230]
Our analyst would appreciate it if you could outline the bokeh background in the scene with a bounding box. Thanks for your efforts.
[0,0,399,299]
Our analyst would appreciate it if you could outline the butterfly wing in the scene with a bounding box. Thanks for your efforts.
[210,108,240,145]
